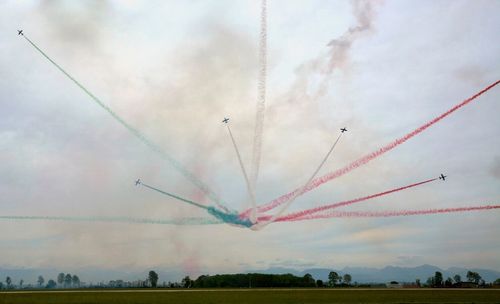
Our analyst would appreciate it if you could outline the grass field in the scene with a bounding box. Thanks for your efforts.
[1,289,499,304]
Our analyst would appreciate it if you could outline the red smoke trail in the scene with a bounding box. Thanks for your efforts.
[286,205,500,221]
[252,80,499,215]
[256,178,437,222]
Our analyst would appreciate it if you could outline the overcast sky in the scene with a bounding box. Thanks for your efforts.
[1,0,499,278]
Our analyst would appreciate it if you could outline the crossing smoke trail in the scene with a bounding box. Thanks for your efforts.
[226,124,257,222]
[250,0,267,198]
[254,80,500,215]
[20,33,229,212]
[257,177,438,222]
[286,205,500,221]
[0,215,222,225]
[251,132,344,230]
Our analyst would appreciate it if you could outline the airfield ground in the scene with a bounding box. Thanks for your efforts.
[1,288,499,304]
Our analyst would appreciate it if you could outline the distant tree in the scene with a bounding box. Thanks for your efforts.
[494,278,500,285]
[148,271,159,288]
[445,277,453,287]
[466,271,481,284]
[19,279,24,289]
[64,274,72,288]
[328,271,340,286]
[181,276,192,288]
[434,272,443,287]
[46,279,57,289]
[453,274,461,284]
[38,275,45,287]
[72,275,80,288]
[303,273,315,286]
[343,274,352,285]
[426,276,434,287]
[415,279,421,287]
[316,280,324,287]
[6,276,12,288]
[57,273,65,287]
[0,282,3,289]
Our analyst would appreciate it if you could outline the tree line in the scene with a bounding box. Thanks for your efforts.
[424,270,489,287]
[2,269,499,290]
[0,273,80,290]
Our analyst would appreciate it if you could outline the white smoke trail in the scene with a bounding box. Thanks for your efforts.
[227,124,257,222]
[252,132,343,230]
[250,0,267,201]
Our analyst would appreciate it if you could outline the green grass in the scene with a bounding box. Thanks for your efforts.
[1,289,499,304]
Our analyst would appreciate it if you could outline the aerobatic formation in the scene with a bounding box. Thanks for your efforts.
[5,4,500,231]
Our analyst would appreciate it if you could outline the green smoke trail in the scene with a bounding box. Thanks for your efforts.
[139,182,253,227]
[0,215,222,225]
[140,182,208,210]
[20,33,228,211]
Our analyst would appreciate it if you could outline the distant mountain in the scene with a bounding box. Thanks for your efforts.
[249,265,500,283]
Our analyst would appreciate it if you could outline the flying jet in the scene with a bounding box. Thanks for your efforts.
[222,117,229,124]
[17,30,23,36]
[439,174,447,181]
[135,179,141,186]
[341,127,347,133]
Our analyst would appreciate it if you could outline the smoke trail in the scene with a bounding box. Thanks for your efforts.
[256,80,500,214]
[139,181,208,210]
[207,207,253,228]
[0,215,222,225]
[20,33,228,211]
[288,205,500,221]
[251,132,344,230]
[250,0,267,197]
[138,181,252,227]
[325,0,377,73]
[258,177,438,222]
[226,124,257,222]
[290,0,379,102]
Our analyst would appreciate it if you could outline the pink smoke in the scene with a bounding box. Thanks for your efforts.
[256,178,438,222]
[289,205,500,221]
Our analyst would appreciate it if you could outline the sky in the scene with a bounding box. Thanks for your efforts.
[1,0,499,282]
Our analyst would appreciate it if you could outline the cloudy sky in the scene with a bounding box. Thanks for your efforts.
[1,0,499,280]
